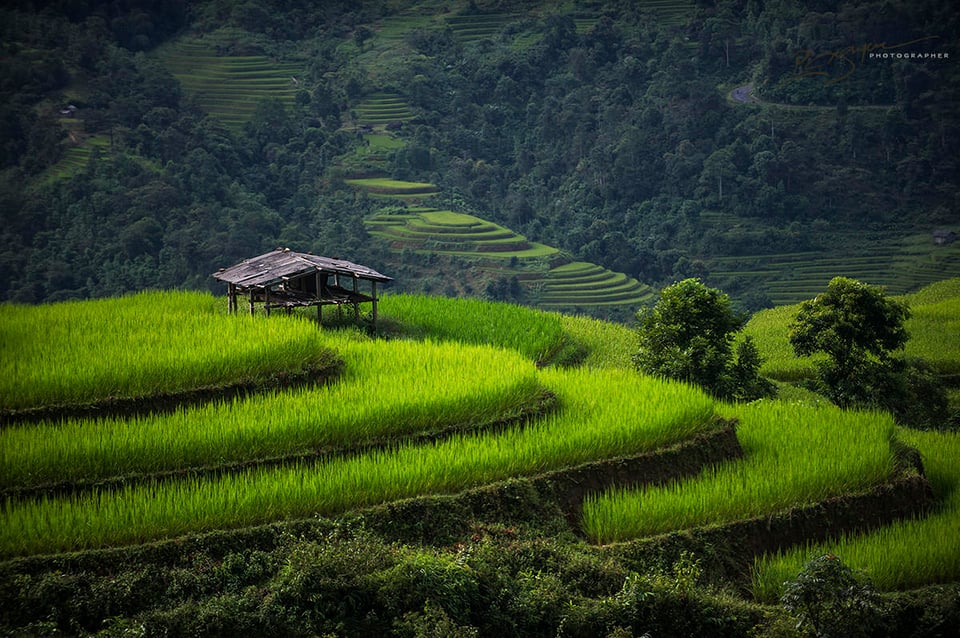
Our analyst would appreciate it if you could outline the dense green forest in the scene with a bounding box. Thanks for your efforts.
[1,0,958,309]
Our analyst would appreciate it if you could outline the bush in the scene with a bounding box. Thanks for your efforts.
[780,553,884,638]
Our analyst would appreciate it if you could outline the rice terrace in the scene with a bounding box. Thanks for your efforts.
[2,0,959,634]
[1,278,959,635]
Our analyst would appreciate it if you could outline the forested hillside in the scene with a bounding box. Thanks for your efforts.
[1,0,958,309]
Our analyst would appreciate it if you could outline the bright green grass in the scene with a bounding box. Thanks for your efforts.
[419,210,485,226]
[0,338,542,489]
[582,400,898,544]
[345,178,438,194]
[377,293,565,363]
[558,314,636,370]
[0,367,716,557]
[752,427,960,601]
[0,291,333,411]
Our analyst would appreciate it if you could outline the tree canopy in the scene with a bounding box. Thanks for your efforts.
[789,276,910,407]
[633,278,773,401]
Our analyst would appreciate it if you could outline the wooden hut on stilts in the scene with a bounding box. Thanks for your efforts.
[212,248,392,327]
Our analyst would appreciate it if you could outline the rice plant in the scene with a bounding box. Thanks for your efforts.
[0,291,334,411]
[1,337,542,489]
[0,367,716,557]
[378,294,567,363]
[582,400,898,544]
[752,428,960,601]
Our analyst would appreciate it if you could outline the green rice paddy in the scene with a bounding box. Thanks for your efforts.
[365,208,653,309]
[752,427,960,601]
[153,28,303,129]
[353,92,415,127]
[0,291,335,412]
[0,338,543,489]
[0,358,715,558]
[581,400,898,545]
[2,280,958,601]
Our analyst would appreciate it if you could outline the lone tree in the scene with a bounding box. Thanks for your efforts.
[789,277,910,408]
[633,278,774,401]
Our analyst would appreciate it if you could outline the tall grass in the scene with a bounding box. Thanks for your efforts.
[558,314,636,370]
[378,294,566,363]
[0,338,542,489]
[0,291,333,411]
[741,304,818,381]
[752,428,960,601]
[0,368,716,557]
[901,297,960,375]
[582,400,898,544]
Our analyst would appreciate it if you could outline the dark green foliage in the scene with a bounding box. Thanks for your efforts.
[2,0,958,307]
[790,277,911,386]
[634,279,774,401]
[789,277,950,427]
[781,553,884,638]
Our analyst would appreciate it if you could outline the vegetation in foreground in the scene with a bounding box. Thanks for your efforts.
[1,282,959,636]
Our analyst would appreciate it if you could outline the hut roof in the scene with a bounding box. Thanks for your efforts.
[212,249,392,289]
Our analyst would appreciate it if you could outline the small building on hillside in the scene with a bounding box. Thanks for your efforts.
[212,248,392,326]
[933,230,957,245]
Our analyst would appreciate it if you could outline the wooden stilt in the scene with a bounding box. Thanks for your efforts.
[372,281,378,328]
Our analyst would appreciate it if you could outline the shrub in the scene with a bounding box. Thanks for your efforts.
[780,553,884,638]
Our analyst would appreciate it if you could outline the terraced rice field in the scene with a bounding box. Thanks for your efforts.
[540,262,655,309]
[445,13,520,43]
[634,0,695,26]
[705,229,960,306]
[583,400,899,544]
[372,12,442,42]
[2,286,959,636]
[42,134,110,183]
[346,178,440,200]
[366,208,559,261]
[366,206,654,310]
[353,92,415,127]
[753,426,960,600]
[154,29,303,129]
[0,292,720,557]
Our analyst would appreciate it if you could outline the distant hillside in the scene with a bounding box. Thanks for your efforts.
[1,0,957,316]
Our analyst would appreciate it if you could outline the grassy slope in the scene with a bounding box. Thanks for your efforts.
[743,277,960,381]
[1,280,958,634]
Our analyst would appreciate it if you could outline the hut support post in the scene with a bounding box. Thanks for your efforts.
[335,273,342,320]
[248,290,255,316]
[353,276,359,320]
[315,271,323,326]
[227,283,237,313]
[372,281,378,328]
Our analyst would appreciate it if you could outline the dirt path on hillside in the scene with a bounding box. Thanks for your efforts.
[730,83,759,103]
